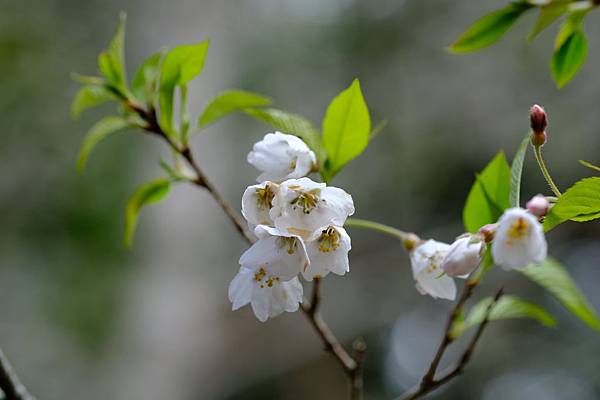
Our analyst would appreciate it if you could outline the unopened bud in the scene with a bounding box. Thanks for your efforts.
[530,104,547,147]
[526,194,550,218]
[478,223,497,243]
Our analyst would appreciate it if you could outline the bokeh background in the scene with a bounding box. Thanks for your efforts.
[1,0,600,399]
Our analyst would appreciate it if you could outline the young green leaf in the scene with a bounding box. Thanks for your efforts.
[450,295,556,339]
[321,79,371,181]
[528,2,568,42]
[125,178,171,247]
[579,160,600,173]
[132,52,163,104]
[243,107,323,159]
[551,30,588,88]
[76,116,129,173]
[544,177,600,230]
[71,85,115,119]
[521,258,600,331]
[449,2,532,53]
[463,152,511,233]
[509,135,530,208]
[98,12,127,88]
[159,41,210,134]
[198,90,271,128]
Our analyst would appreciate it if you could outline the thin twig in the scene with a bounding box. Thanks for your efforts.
[397,287,504,400]
[129,102,364,398]
[0,349,35,400]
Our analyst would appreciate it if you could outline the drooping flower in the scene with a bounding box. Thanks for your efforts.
[241,181,279,228]
[410,240,456,300]
[247,132,317,183]
[228,225,308,321]
[441,236,484,277]
[303,226,351,281]
[270,177,355,239]
[492,208,547,270]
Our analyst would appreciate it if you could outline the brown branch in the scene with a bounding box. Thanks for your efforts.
[0,349,35,400]
[397,287,504,400]
[129,102,364,398]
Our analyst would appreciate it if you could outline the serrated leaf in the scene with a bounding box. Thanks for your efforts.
[450,295,556,339]
[463,152,511,233]
[321,79,371,181]
[243,107,323,160]
[159,41,210,134]
[132,51,163,104]
[198,90,271,128]
[528,2,568,42]
[71,85,115,119]
[579,160,600,173]
[510,134,530,208]
[76,116,129,173]
[551,30,587,88]
[98,13,127,87]
[521,258,600,331]
[544,177,600,230]
[449,2,532,53]
[125,179,171,247]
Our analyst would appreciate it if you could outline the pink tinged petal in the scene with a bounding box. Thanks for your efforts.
[441,237,483,277]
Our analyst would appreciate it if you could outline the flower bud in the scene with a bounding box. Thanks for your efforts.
[530,104,547,147]
[441,236,484,277]
[478,223,497,243]
[526,194,550,218]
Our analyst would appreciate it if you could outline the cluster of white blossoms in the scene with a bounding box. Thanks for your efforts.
[229,132,355,322]
[409,196,549,300]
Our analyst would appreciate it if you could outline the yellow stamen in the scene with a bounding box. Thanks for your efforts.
[317,226,341,253]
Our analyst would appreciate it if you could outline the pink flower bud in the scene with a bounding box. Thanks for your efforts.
[530,104,547,147]
[526,194,550,218]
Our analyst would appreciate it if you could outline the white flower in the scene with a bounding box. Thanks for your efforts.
[492,208,547,270]
[410,240,456,300]
[229,268,303,322]
[270,177,355,239]
[228,225,308,321]
[441,236,484,277]
[303,226,351,281]
[241,181,278,228]
[247,132,317,183]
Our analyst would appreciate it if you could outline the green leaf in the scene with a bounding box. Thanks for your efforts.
[71,85,115,119]
[449,2,532,53]
[509,134,530,208]
[159,41,210,134]
[98,12,127,87]
[528,2,568,42]
[551,30,588,88]
[579,160,600,173]
[125,179,171,247]
[521,258,600,331]
[544,177,600,230]
[554,8,589,49]
[463,152,511,233]
[132,51,163,104]
[450,295,556,339]
[321,79,371,181]
[198,90,271,128]
[76,116,129,173]
[243,107,323,159]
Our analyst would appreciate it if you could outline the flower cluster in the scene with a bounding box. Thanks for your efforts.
[229,132,354,321]
[409,199,549,300]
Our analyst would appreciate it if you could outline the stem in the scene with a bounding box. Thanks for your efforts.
[0,349,35,400]
[533,145,562,197]
[345,218,410,242]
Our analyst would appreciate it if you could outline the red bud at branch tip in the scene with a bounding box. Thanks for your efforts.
[530,104,547,147]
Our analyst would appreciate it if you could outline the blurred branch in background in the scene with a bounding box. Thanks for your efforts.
[0,349,35,400]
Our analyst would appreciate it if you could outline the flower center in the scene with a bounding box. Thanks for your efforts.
[507,217,529,243]
[254,266,280,288]
[278,236,299,254]
[291,189,321,214]
[255,184,275,210]
[318,226,340,253]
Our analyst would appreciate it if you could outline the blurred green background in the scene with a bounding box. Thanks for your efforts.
[1,0,600,399]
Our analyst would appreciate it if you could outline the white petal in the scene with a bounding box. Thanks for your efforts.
[303,226,351,281]
[415,270,456,300]
[441,236,483,277]
[269,277,303,317]
[410,240,450,276]
[241,182,277,227]
[250,288,270,322]
[228,267,255,310]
